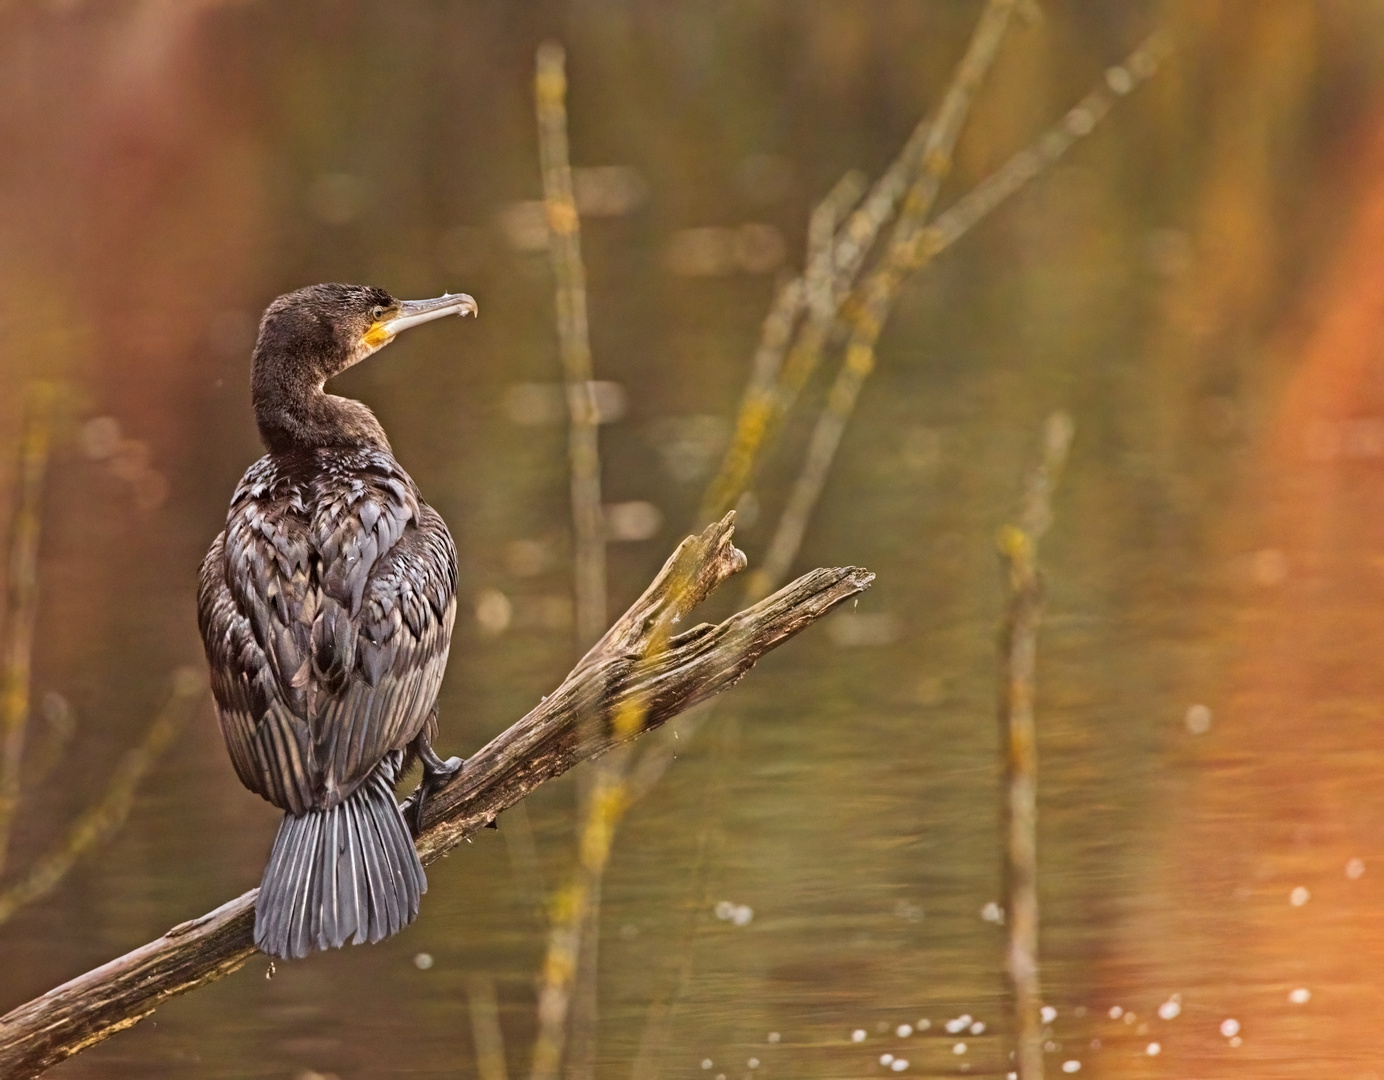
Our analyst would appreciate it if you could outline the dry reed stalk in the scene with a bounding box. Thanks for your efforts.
[697,146,927,524]
[996,412,1072,1080]
[531,756,630,1080]
[897,31,1172,271]
[533,574,705,1080]
[699,0,1021,527]
[468,974,510,1080]
[698,169,869,525]
[627,9,1029,1070]
[628,27,1170,1079]
[628,12,1029,1074]
[537,40,606,649]
[18,693,77,793]
[746,29,1171,602]
[0,383,58,879]
[0,668,205,926]
[534,39,614,1080]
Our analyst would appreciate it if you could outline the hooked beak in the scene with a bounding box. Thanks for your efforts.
[362,292,478,350]
[380,292,478,336]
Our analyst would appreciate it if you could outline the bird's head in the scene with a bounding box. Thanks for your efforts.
[249,282,477,453]
[252,283,478,388]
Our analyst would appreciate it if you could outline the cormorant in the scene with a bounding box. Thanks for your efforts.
[197,283,476,960]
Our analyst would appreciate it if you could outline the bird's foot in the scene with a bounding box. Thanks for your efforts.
[403,751,464,837]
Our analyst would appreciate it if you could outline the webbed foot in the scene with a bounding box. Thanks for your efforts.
[403,741,463,836]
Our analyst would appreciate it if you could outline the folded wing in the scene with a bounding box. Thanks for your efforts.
[198,451,458,813]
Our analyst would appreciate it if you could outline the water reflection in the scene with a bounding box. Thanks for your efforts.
[0,2,1383,1079]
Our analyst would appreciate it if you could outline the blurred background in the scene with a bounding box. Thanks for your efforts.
[3,1,1384,1077]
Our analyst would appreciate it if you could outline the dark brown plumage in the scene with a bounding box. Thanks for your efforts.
[198,283,476,959]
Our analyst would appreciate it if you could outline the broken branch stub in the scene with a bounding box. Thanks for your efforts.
[0,514,871,1079]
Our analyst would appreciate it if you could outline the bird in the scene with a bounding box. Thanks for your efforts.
[197,282,476,960]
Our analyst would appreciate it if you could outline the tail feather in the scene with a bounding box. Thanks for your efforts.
[255,754,426,959]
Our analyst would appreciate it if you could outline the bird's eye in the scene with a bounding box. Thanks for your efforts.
[370,305,387,321]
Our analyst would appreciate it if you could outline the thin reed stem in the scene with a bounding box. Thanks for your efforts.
[696,166,867,528]
[468,975,510,1080]
[696,279,805,526]
[898,31,1173,273]
[18,692,77,793]
[0,668,204,925]
[701,0,1021,527]
[531,764,630,1080]
[537,40,606,650]
[0,382,59,879]
[997,412,1072,1080]
[640,11,1030,1067]
[879,0,1021,274]
[746,30,1169,601]
[698,148,923,524]
[535,39,611,1080]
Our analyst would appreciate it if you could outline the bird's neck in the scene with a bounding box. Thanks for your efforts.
[253,379,392,455]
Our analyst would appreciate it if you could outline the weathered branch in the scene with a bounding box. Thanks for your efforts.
[0,513,871,1079]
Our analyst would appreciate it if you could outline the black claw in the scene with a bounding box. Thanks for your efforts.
[405,745,464,836]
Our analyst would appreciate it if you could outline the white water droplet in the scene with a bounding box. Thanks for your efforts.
[1145,1042,1161,1056]
[1185,703,1212,734]
[1220,1018,1240,1037]
[1040,1006,1057,1024]
[851,1030,866,1043]
[1288,987,1310,1004]
[1062,1062,1081,1074]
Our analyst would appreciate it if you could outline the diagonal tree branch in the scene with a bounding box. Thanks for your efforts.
[0,513,871,1080]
